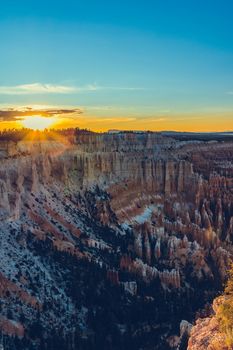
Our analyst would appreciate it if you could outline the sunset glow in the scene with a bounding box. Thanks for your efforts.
[22,115,56,130]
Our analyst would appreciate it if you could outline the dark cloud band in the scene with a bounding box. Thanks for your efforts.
[0,108,82,122]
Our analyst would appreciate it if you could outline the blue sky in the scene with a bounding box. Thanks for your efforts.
[0,0,233,131]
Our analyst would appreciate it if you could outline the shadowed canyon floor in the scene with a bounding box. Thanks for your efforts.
[0,130,232,350]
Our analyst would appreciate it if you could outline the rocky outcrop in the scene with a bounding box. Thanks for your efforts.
[187,297,228,350]
[0,317,24,338]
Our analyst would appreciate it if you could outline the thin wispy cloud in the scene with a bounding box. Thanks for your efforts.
[93,117,136,122]
[149,118,168,122]
[74,84,145,92]
[0,83,76,95]
[0,83,144,95]
[102,87,144,91]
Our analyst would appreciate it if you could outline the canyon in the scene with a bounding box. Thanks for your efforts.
[0,130,232,350]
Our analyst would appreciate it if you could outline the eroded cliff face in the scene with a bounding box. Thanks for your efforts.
[0,131,232,350]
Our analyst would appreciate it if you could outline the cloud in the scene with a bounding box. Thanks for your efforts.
[0,83,76,95]
[0,83,144,95]
[68,84,144,92]
[101,86,144,91]
[93,117,136,122]
[149,118,168,122]
[226,91,233,95]
[0,107,82,122]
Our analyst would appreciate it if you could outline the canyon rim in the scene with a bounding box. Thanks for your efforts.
[1,1,233,349]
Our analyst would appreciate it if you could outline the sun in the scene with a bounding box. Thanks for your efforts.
[22,115,55,130]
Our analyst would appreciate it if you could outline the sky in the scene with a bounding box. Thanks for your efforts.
[0,0,233,131]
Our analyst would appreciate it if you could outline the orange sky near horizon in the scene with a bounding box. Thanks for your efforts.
[56,113,233,132]
[0,111,232,133]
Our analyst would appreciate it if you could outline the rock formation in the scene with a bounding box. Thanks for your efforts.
[187,297,228,350]
[0,130,232,350]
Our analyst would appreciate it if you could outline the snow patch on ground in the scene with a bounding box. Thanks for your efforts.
[121,205,161,228]
[132,205,156,224]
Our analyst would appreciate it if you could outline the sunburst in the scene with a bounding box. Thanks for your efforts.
[22,115,55,130]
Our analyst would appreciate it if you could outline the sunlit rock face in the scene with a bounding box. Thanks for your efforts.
[0,131,232,349]
[187,297,228,350]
